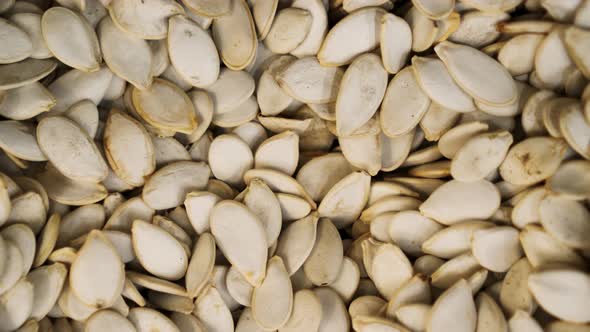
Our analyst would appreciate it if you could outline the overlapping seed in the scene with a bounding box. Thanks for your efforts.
[0,0,589,331]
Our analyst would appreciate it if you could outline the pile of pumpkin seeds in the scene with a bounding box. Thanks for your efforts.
[0,0,589,331]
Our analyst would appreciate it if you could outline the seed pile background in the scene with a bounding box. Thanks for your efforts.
[0,0,589,331]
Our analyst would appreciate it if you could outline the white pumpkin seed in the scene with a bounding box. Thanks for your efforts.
[336,53,387,136]
[528,268,590,323]
[86,310,136,332]
[380,13,412,74]
[499,136,568,186]
[450,131,513,181]
[314,287,350,332]
[132,219,188,280]
[264,8,312,54]
[427,279,476,332]
[435,41,517,106]
[41,7,101,71]
[472,226,523,272]
[539,195,590,249]
[98,15,152,89]
[0,82,55,120]
[0,278,34,332]
[185,232,215,298]
[208,134,253,187]
[318,171,370,229]
[275,212,319,276]
[211,0,257,70]
[69,230,124,308]
[251,256,293,330]
[381,66,431,137]
[0,17,32,64]
[210,201,268,286]
[520,224,586,268]
[193,286,234,332]
[108,0,183,40]
[534,28,573,89]
[290,0,327,57]
[252,0,277,40]
[277,56,344,104]
[128,307,180,332]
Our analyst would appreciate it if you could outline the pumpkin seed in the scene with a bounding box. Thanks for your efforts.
[0,278,34,332]
[98,16,152,89]
[42,7,101,71]
[528,268,590,323]
[381,66,431,137]
[435,41,517,106]
[0,17,32,64]
[86,310,136,332]
[211,0,257,70]
[380,13,412,74]
[277,56,343,104]
[252,0,277,40]
[193,286,234,332]
[251,256,293,330]
[128,307,181,332]
[427,279,476,332]
[290,0,327,57]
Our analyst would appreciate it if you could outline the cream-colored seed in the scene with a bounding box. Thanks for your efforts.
[0,1,587,330]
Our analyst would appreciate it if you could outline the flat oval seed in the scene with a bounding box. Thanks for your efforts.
[254,131,299,176]
[539,195,590,249]
[264,8,312,54]
[380,13,412,74]
[435,41,517,106]
[86,310,136,332]
[296,153,353,202]
[226,266,253,307]
[0,17,32,64]
[534,28,573,89]
[381,66,431,137]
[205,69,255,115]
[128,307,180,332]
[438,121,489,159]
[520,224,585,268]
[104,109,155,187]
[48,66,113,113]
[420,180,500,225]
[370,242,413,300]
[336,53,388,136]
[277,57,344,104]
[387,211,443,257]
[0,278,33,332]
[422,221,493,259]
[33,213,60,268]
[318,7,386,66]
[451,131,513,182]
[168,14,219,88]
[185,232,215,298]
[314,287,350,332]
[500,136,568,186]
[132,79,197,134]
[37,116,108,183]
[528,268,590,323]
[243,179,282,245]
[132,220,188,281]
[0,82,55,120]
[108,0,183,40]
[252,0,277,40]
[0,121,46,162]
[427,279,476,332]
[252,256,293,330]
[396,304,431,332]
[547,160,590,199]
[211,0,257,70]
[275,212,319,276]
[280,289,322,332]
[0,58,57,90]
[412,56,476,113]
[98,16,152,89]
[304,218,344,286]
[318,171,370,229]
[559,103,590,160]
[41,7,101,71]
[210,201,268,286]
[170,312,206,332]
[142,161,210,210]
[208,134,253,187]
[70,230,124,309]
[27,264,67,320]
[412,0,454,19]
[193,286,234,332]
[472,226,523,272]
[498,34,545,76]
[290,0,327,57]
[476,292,508,332]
